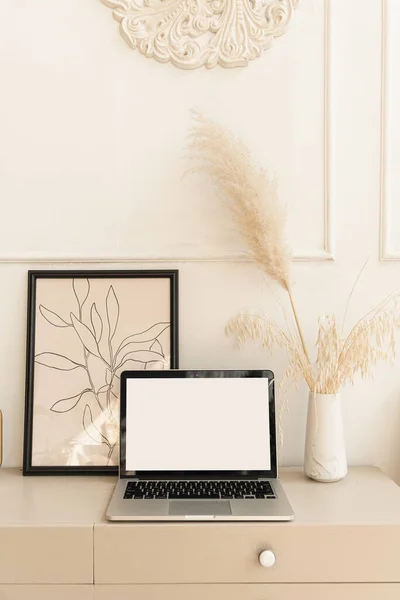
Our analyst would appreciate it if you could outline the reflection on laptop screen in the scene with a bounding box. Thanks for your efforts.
[125,377,271,471]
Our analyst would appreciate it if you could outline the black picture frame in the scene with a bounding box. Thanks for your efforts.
[23,270,179,475]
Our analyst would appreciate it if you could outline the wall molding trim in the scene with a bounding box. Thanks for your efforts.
[379,0,400,261]
[0,0,333,265]
[101,0,299,70]
[0,251,332,265]
[321,0,334,262]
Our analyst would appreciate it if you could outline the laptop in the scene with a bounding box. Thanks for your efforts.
[106,369,294,521]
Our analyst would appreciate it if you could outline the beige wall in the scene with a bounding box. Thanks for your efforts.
[0,0,399,482]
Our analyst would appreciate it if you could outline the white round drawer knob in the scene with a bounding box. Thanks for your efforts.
[259,549,276,568]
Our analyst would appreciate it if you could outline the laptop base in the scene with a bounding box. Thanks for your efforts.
[106,478,294,521]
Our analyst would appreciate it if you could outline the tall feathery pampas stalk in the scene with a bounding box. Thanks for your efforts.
[187,113,400,394]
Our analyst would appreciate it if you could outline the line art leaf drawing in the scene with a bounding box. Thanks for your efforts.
[97,384,110,395]
[37,277,171,467]
[106,286,119,341]
[73,279,90,308]
[71,313,101,358]
[35,352,86,371]
[51,389,92,413]
[39,305,70,328]
[83,404,111,448]
[90,303,103,342]
[144,361,166,370]
[116,359,163,376]
[117,322,170,352]
[150,339,164,356]
[115,348,165,369]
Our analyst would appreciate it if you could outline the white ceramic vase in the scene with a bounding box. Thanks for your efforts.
[304,392,347,482]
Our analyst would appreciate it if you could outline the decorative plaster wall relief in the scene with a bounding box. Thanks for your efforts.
[101,0,299,69]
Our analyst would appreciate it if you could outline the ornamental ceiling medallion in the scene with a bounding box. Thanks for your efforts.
[101,0,299,69]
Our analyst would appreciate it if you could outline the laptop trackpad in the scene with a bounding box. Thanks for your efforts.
[169,500,232,516]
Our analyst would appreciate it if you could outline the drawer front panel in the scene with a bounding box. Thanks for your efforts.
[95,523,400,584]
[0,586,92,600]
[95,584,400,600]
[0,526,93,584]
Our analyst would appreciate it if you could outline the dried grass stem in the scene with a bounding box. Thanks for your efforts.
[188,114,400,394]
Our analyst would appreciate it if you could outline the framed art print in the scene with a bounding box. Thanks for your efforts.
[23,270,178,475]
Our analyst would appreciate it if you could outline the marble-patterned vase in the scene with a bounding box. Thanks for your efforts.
[304,392,347,482]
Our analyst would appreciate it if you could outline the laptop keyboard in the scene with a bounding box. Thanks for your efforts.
[123,480,276,500]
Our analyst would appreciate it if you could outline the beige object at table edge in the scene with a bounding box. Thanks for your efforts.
[0,409,2,466]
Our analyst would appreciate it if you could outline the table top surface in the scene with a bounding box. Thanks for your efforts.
[0,467,399,526]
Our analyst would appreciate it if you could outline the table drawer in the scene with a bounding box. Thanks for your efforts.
[95,523,400,584]
[0,526,92,584]
[95,584,400,600]
[0,586,92,600]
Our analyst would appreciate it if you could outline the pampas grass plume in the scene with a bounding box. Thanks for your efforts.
[188,113,400,393]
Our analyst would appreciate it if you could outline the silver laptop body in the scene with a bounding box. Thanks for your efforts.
[106,369,294,521]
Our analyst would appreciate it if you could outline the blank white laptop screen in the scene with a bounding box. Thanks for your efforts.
[125,377,271,472]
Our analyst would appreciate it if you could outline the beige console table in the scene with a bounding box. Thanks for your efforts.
[0,467,399,599]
